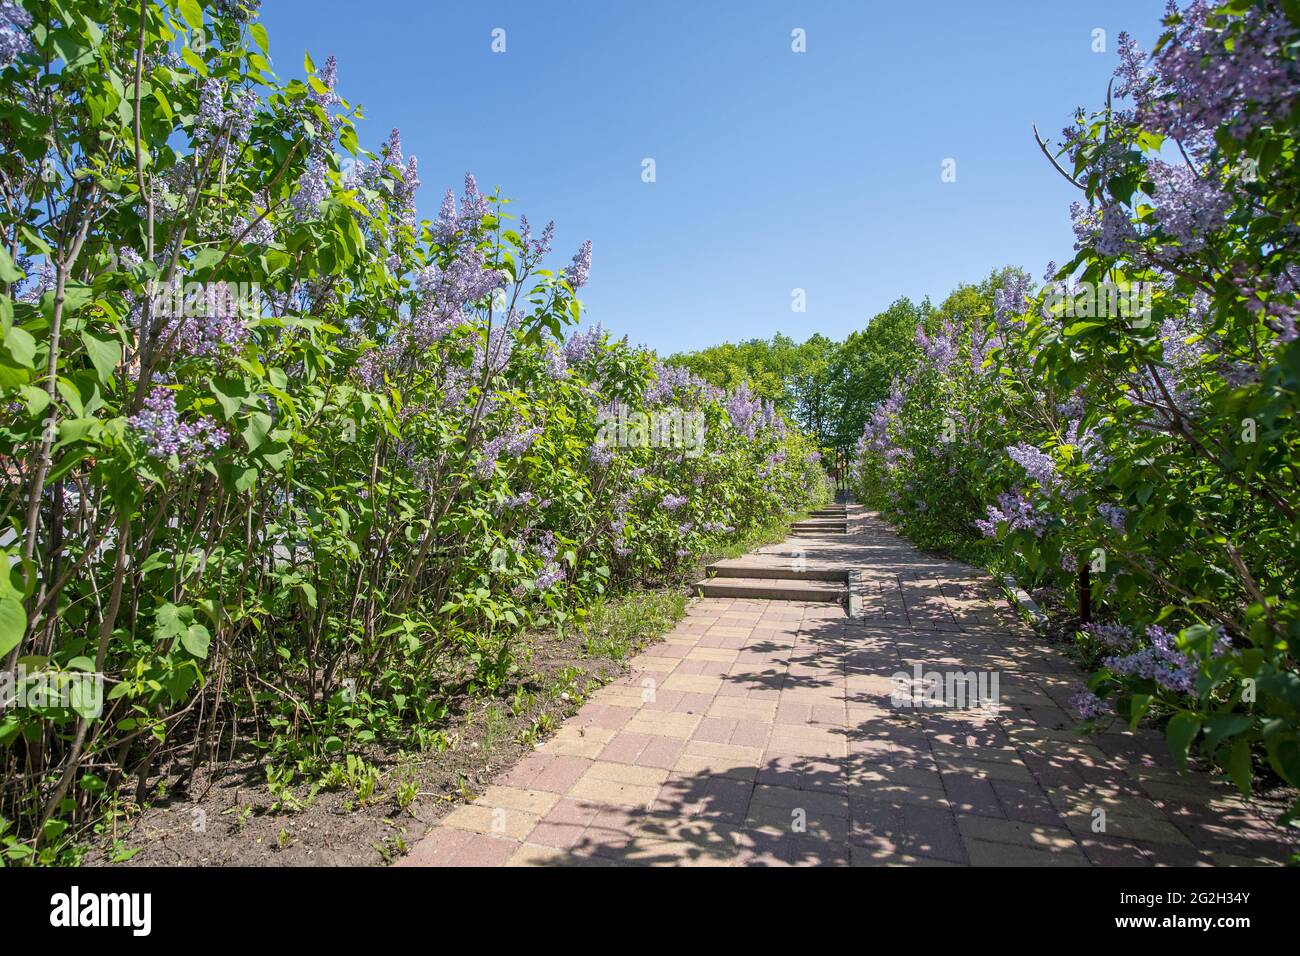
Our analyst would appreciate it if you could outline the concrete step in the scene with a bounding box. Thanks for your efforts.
[791,520,847,534]
[706,560,848,583]
[693,576,847,603]
[811,508,847,517]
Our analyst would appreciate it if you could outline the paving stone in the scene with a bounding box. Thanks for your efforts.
[403,506,1298,867]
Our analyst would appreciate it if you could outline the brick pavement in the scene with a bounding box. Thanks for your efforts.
[401,506,1296,867]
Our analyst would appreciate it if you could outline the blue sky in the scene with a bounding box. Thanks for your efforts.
[259,0,1168,354]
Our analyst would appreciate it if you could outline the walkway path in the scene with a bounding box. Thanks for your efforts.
[402,505,1296,866]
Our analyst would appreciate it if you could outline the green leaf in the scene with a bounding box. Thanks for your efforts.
[154,602,192,641]
[1201,714,1251,755]
[243,411,272,451]
[209,376,248,419]
[181,45,208,75]
[4,325,36,368]
[178,0,204,30]
[182,623,211,659]
[1166,712,1202,768]
[0,247,23,283]
[1224,737,1252,795]
[260,442,291,472]
[18,385,49,416]
[80,330,121,385]
[0,597,26,657]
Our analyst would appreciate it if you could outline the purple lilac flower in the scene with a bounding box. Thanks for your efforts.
[564,240,592,289]
[1083,622,1136,651]
[128,387,227,466]
[433,190,459,242]
[228,88,257,146]
[440,366,469,408]
[459,174,490,230]
[355,350,383,390]
[726,383,760,438]
[645,362,715,404]
[412,249,503,347]
[534,562,564,591]
[312,55,339,107]
[0,1,32,66]
[233,212,275,246]
[1097,503,1127,530]
[290,158,330,222]
[973,490,1047,538]
[543,342,568,379]
[1006,443,1057,487]
[477,436,507,479]
[1070,201,1137,257]
[994,273,1032,326]
[196,78,226,140]
[478,419,538,478]
[1070,688,1112,720]
[588,442,614,469]
[1104,625,1200,694]
[519,216,555,259]
[504,425,541,456]
[915,323,957,371]
[1114,5,1300,142]
[564,324,604,365]
[1146,159,1231,252]
[156,281,252,357]
[661,494,688,512]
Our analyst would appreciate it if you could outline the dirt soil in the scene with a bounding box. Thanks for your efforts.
[81,620,656,867]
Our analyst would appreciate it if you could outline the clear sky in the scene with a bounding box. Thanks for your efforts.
[258,0,1168,354]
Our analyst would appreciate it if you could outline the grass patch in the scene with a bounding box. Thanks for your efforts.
[580,589,690,661]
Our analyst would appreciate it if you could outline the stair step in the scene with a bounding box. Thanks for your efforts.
[791,521,847,534]
[694,576,847,603]
[707,560,848,582]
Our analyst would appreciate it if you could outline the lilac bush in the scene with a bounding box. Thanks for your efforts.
[0,0,827,861]
[850,0,1299,818]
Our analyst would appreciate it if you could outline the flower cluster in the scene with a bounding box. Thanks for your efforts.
[1115,4,1300,142]
[973,490,1047,538]
[0,1,31,66]
[128,388,227,467]
[1103,625,1200,695]
[1069,688,1113,720]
